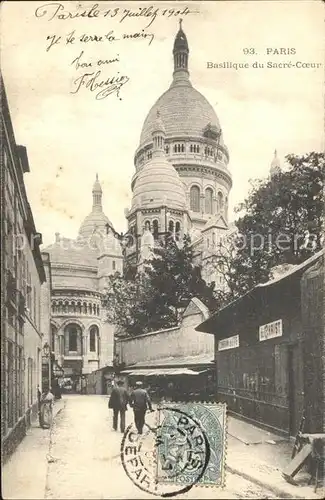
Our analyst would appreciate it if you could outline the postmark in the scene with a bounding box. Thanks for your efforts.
[120,403,226,496]
[156,403,226,488]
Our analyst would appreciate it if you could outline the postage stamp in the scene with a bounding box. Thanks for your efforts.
[155,403,227,488]
[120,403,226,496]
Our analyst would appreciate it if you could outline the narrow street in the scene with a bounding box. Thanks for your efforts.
[3,395,278,500]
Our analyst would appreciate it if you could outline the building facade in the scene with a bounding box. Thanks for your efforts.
[1,75,47,461]
[115,298,216,401]
[43,176,123,391]
[124,22,233,288]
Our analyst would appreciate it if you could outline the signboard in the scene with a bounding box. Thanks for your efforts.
[218,334,239,351]
[259,319,283,342]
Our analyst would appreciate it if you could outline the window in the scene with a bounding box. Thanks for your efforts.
[69,327,78,351]
[190,186,200,212]
[89,326,99,353]
[27,357,33,406]
[165,145,169,154]
[112,260,116,271]
[7,342,14,428]
[175,222,181,241]
[218,192,224,212]
[18,347,23,417]
[205,188,213,214]
[168,220,174,233]
[153,220,159,240]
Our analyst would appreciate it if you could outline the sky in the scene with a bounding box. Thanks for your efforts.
[1,0,324,246]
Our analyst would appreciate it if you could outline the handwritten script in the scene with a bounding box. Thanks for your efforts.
[35,3,198,101]
[35,3,197,28]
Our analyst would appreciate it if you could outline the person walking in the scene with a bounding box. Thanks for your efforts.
[108,380,129,433]
[129,381,153,434]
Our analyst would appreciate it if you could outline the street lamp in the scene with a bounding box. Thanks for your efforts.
[43,341,51,390]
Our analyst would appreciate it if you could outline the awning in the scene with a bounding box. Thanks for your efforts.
[123,367,208,377]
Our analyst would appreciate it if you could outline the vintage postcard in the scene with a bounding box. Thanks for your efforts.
[1,0,324,499]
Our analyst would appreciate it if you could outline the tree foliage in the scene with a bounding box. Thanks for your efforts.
[103,234,217,337]
[228,151,324,295]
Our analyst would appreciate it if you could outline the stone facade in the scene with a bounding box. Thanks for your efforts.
[125,23,233,288]
[1,74,47,461]
[116,298,213,367]
[43,178,123,390]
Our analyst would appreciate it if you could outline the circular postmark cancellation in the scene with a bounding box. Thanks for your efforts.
[120,407,210,497]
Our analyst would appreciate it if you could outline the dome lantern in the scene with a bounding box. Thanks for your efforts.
[270,149,281,178]
[172,20,190,86]
[92,173,102,212]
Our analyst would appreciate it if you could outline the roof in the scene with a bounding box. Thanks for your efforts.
[78,211,113,239]
[124,353,214,369]
[131,153,187,212]
[196,249,324,334]
[44,238,98,267]
[123,367,209,377]
[139,84,223,147]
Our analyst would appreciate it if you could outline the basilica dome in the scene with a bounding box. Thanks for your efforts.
[78,211,112,239]
[138,21,223,150]
[139,85,222,147]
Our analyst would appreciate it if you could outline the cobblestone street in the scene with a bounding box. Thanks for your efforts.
[3,395,279,500]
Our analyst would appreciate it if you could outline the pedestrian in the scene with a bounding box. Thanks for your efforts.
[108,379,129,433]
[129,381,153,434]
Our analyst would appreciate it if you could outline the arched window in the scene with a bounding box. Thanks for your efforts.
[181,144,185,153]
[64,324,82,354]
[205,187,213,214]
[72,301,76,313]
[173,144,177,153]
[190,144,193,152]
[165,145,169,154]
[212,232,216,247]
[97,305,100,316]
[144,220,151,231]
[83,302,87,315]
[190,186,200,212]
[77,302,81,314]
[93,304,96,315]
[112,260,116,271]
[153,219,159,240]
[168,220,174,233]
[89,326,99,353]
[218,192,224,212]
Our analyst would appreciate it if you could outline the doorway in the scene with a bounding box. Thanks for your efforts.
[288,342,304,436]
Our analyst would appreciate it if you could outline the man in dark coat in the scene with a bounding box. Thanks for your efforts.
[129,381,153,434]
[108,380,129,433]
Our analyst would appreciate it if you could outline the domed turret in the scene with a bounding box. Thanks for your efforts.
[270,150,281,178]
[78,175,113,239]
[131,112,186,212]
